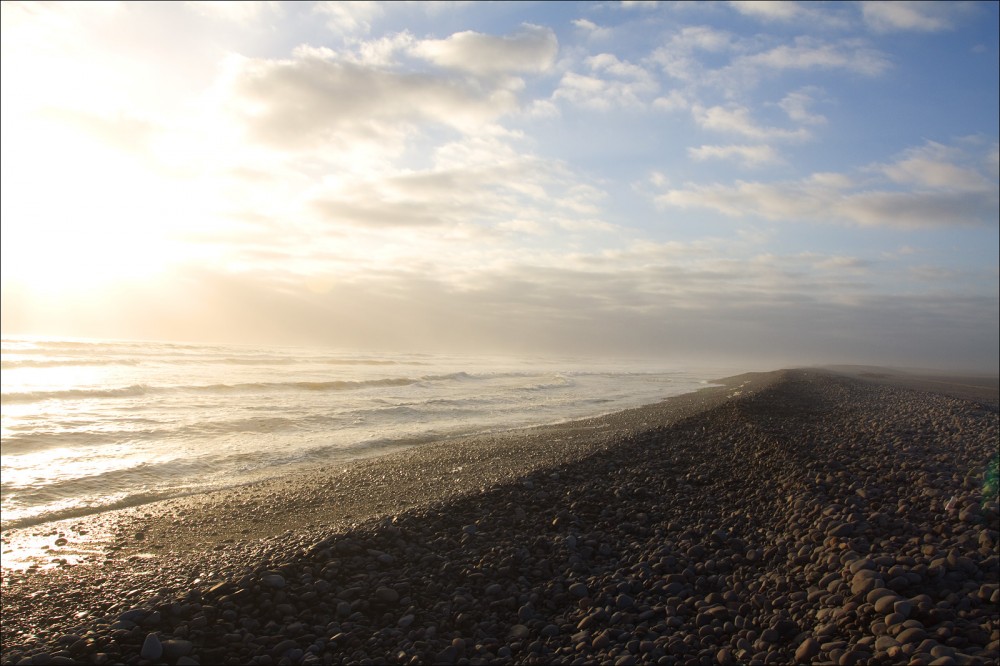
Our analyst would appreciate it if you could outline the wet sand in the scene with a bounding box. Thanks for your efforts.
[2,368,997,665]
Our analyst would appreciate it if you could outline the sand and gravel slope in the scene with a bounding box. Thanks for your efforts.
[2,369,997,665]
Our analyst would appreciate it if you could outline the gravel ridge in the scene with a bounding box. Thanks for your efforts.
[2,369,997,665]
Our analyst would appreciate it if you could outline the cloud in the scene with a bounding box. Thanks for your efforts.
[688,144,782,167]
[655,142,1000,228]
[728,1,805,22]
[223,49,521,149]
[670,25,736,53]
[572,18,612,40]
[553,54,657,110]
[649,26,737,82]
[727,1,851,28]
[861,1,955,33]
[734,37,891,76]
[988,143,1000,177]
[693,105,811,141]
[185,1,280,24]
[652,29,888,93]
[652,89,688,112]
[778,89,827,125]
[877,141,995,192]
[314,0,383,36]
[410,24,557,75]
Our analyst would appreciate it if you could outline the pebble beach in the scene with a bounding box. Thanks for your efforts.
[1,368,998,665]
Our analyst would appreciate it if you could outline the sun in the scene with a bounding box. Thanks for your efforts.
[0,106,221,299]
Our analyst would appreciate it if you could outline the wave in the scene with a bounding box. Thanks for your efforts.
[2,384,155,403]
[1,489,191,531]
[0,373,497,404]
[1,358,142,369]
[1,354,412,368]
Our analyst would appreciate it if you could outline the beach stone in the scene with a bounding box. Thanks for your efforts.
[162,639,193,659]
[262,574,286,589]
[875,636,898,651]
[795,637,820,662]
[874,594,902,614]
[509,624,531,640]
[852,568,880,585]
[897,627,927,645]
[118,609,146,623]
[140,633,162,660]
[867,588,896,604]
[375,586,399,604]
[4,369,999,666]
[716,647,736,664]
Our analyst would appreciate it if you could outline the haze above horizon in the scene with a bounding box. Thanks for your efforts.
[2,1,997,372]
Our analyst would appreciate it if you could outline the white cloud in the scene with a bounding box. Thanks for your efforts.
[572,18,612,40]
[728,1,804,22]
[222,49,522,150]
[410,24,557,75]
[727,1,851,28]
[693,105,811,141]
[878,142,995,192]
[649,26,737,82]
[652,90,689,112]
[987,143,1000,177]
[314,1,383,36]
[553,54,657,110]
[861,1,955,33]
[352,31,416,67]
[655,142,1000,228]
[652,30,888,93]
[812,254,871,272]
[587,52,649,79]
[688,144,782,167]
[185,1,280,24]
[671,25,736,52]
[735,37,891,76]
[778,89,827,125]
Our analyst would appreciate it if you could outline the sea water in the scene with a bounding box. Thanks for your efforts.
[1,337,726,530]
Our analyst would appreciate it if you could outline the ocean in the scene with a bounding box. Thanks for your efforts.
[1,337,725,531]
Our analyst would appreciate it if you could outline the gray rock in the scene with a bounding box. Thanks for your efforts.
[140,633,162,661]
[162,639,193,659]
[375,586,399,604]
[509,624,531,640]
[262,574,286,589]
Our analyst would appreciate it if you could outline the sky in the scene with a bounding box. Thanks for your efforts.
[1,1,998,371]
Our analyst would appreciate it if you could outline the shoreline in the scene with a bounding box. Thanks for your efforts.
[1,371,732,537]
[0,372,766,570]
[2,368,998,665]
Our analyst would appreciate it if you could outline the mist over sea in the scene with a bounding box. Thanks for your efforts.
[1,337,727,530]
